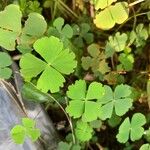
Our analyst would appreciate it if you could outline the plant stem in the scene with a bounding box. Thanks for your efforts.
[129,0,145,7]
[47,94,76,144]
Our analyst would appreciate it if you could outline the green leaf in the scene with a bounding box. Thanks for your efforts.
[11,118,41,144]
[66,80,104,122]
[0,52,12,79]
[20,12,47,46]
[82,43,109,76]
[92,0,117,10]
[130,113,146,141]
[53,17,64,32]
[22,118,35,128]
[0,4,22,50]
[0,52,12,67]
[20,36,77,93]
[106,32,128,53]
[129,24,149,47]
[62,24,73,39]
[118,53,134,71]
[58,142,71,150]
[22,13,47,37]
[86,82,105,99]
[75,120,93,142]
[140,144,150,150]
[52,17,73,39]
[98,84,133,120]
[73,23,93,48]
[94,2,129,30]
[20,53,47,81]
[17,44,32,54]
[27,128,41,141]
[11,125,26,144]
[22,82,53,103]
[117,113,146,143]
[0,68,12,79]
[67,80,86,100]
[116,117,130,143]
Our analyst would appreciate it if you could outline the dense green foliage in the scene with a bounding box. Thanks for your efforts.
[0,0,150,149]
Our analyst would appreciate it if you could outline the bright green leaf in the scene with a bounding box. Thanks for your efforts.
[11,125,26,144]
[92,0,117,10]
[20,36,77,93]
[140,144,150,150]
[75,120,93,142]
[94,2,129,30]
[98,84,133,120]
[0,52,12,79]
[0,4,22,50]
[0,52,12,67]
[117,113,146,143]
[66,80,104,122]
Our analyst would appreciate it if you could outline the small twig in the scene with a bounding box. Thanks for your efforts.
[129,0,145,7]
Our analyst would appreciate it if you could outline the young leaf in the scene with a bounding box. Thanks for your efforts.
[10,125,26,144]
[117,113,146,143]
[48,17,73,40]
[11,118,41,144]
[106,32,128,53]
[0,52,12,79]
[117,53,134,71]
[20,36,77,93]
[66,80,104,122]
[75,120,93,142]
[0,4,22,50]
[98,84,133,120]
[94,2,129,30]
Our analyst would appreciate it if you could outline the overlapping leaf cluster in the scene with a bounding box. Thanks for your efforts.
[82,43,110,76]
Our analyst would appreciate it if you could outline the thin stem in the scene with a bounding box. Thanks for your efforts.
[129,0,145,7]
[116,11,149,31]
[53,0,78,18]
[46,94,76,144]
[128,0,137,30]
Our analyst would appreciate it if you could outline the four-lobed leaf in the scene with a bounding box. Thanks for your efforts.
[98,84,133,120]
[0,52,12,79]
[20,36,77,93]
[66,80,104,122]
[116,113,146,143]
